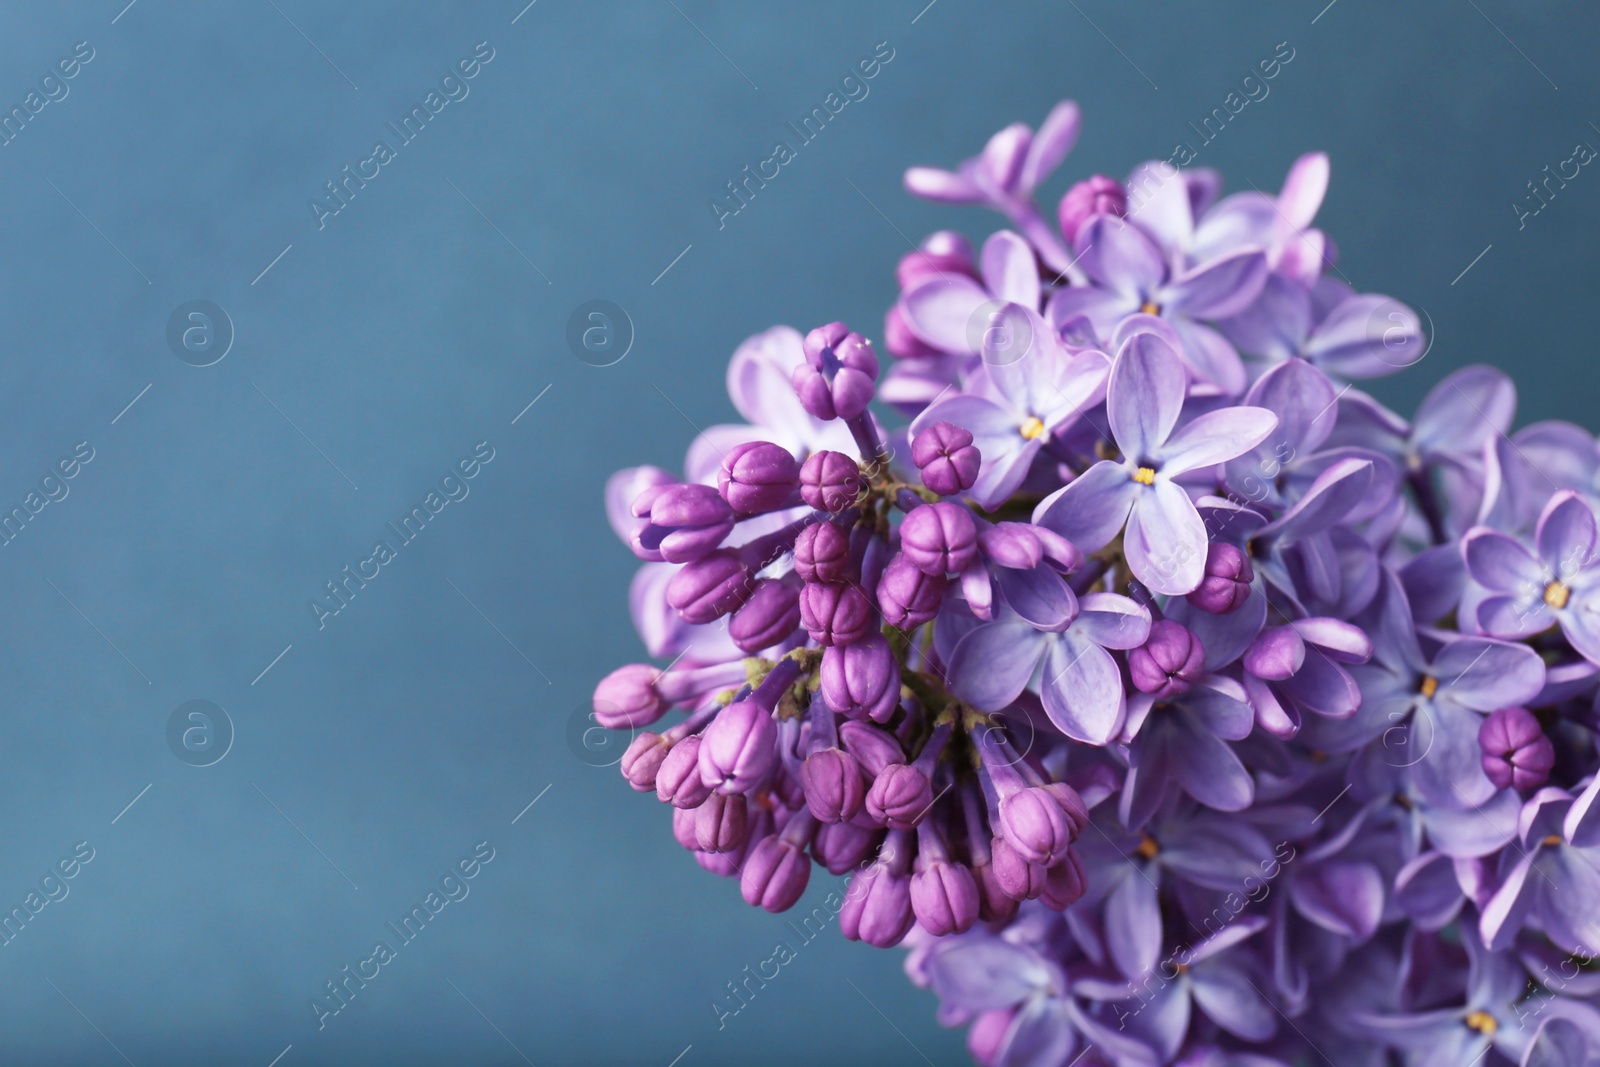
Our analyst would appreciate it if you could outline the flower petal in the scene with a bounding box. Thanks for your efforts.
[1164,249,1270,320]
[1124,481,1208,595]
[1041,633,1127,744]
[1462,528,1543,594]
[982,231,1043,310]
[1537,490,1598,575]
[1020,100,1081,193]
[949,619,1047,712]
[901,274,992,354]
[1161,406,1279,477]
[1076,214,1166,299]
[1033,461,1139,553]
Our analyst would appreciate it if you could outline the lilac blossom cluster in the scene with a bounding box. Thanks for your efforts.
[594,100,1600,1066]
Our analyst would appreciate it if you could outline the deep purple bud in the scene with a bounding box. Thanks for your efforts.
[972,858,1020,923]
[801,747,867,823]
[977,522,1043,570]
[1479,707,1555,792]
[656,735,712,809]
[591,664,667,729]
[1128,620,1206,699]
[1187,542,1254,614]
[838,720,906,776]
[695,792,750,852]
[912,422,980,496]
[900,502,978,576]
[741,823,814,913]
[998,787,1075,866]
[1244,625,1304,681]
[718,441,800,516]
[839,863,915,947]
[728,578,801,653]
[813,820,883,875]
[1038,850,1087,910]
[820,634,900,722]
[793,323,880,421]
[698,700,778,794]
[866,764,933,830]
[1058,174,1127,243]
[799,451,864,512]
[793,521,852,583]
[620,732,667,793]
[1040,782,1090,837]
[666,551,754,624]
[911,860,980,936]
[635,483,735,563]
[799,581,873,646]
[896,231,976,289]
[878,554,946,629]
[990,837,1046,900]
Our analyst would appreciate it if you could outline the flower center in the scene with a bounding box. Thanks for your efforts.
[1464,1011,1498,1036]
[1418,676,1438,699]
[1544,580,1571,609]
[1139,300,1161,316]
[1135,834,1160,859]
[1132,466,1157,486]
[1544,834,1564,847]
[1019,416,1046,440]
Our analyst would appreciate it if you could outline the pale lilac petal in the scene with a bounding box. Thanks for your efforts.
[1477,594,1549,640]
[997,565,1079,632]
[1124,482,1208,595]
[1259,457,1374,544]
[1186,677,1255,740]
[1305,293,1424,377]
[1410,698,1499,810]
[1171,718,1253,811]
[1215,273,1312,362]
[1290,860,1384,940]
[949,619,1046,712]
[1041,633,1127,744]
[1414,365,1515,458]
[1164,249,1269,320]
[979,123,1032,193]
[902,274,992,353]
[1462,528,1543,594]
[1123,160,1192,254]
[1161,406,1279,477]
[1033,462,1139,552]
[1074,592,1153,650]
[982,231,1043,310]
[1421,790,1520,858]
[1021,100,1082,192]
[1523,1018,1593,1067]
[1431,637,1546,711]
[1242,358,1338,454]
[1393,852,1465,931]
[1104,864,1161,981]
[1108,330,1187,462]
[1565,771,1600,848]
[1190,964,1278,1042]
[926,939,1051,1009]
[725,326,812,440]
[1000,998,1078,1067]
[1537,490,1598,574]
[903,165,982,204]
[1044,285,1134,340]
[606,465,674,543]
[1278,152,1329,229]
[1291,617,1372,662]
[1076,214,1166,299]
[1168,319,1248,397]
[1540,848,1600,957]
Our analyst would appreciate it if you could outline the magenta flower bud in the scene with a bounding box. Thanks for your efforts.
[1039,850,1088,911]
[912,422,980,496]
[793,520,852,583]
[695,792,750,852]
[1187,542,1254,614]
[799,581,873,646]
[911,860,980,936]
[813,820,883,875]
[884,304,941,359]
[1057,174,1127,243]
[1128,620,1206,699]
[977,521,1044,569]
[1479,706,1555,792]
[838,720,906,776]
[998,787,1075,866]
[895,231,976,289]
[878,554,946,629]
[666,551,753,624]
[793,323,880,421]
[741,821,815,913]
[656,735,713,809]
[1040,782,1089,837]
[972,857,1020,923]
[717,441,800,516]
[990,836,1047,900]
[728,578,801,653]
[820,634,900,722]
[900,502,978,576]
[801,747,867,823]
[839,863,915,947]
[1244,625,1303,681]
[698,700,778,794]
[866,764,933,830]
[632,483,736,564]
[968,1008,1018,1067]
[591,664,667,729]
[672,806,700,851]
[799,450,864,512]
[619,732,667,793]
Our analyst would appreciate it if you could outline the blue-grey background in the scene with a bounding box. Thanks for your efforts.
[0,0,1593,1063]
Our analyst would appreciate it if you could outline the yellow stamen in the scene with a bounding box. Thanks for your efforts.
[1544,834,1564,847]
[1139,301,1161,316]
[1132,466,1157,486]
[1544,581,1571,609]
[1135,835,1160,859]
[1465,1011,1498,1036]
[1019,416,1046,440]
[1419,676,1439,699]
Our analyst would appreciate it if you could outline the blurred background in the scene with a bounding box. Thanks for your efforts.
[0,1,1594,1063]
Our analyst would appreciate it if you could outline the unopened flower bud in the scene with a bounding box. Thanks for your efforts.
[695,792,750,852]
[998,787,1076,866]
[1479,706,1555,792]
[592,664,667,729]
[1038,850,1088,910]
[666,551,754,624]
[800,450,865,512]
[839,720,907,776]
[813,820,883,875]
[799,581,874,646]
[912,422,980,496]
[801,747,867,823]
[839,863,915,947]
[911,860,980,936]
[1128,620,1206,699]
[794,520,852,583]
[793,323,880,421]
[820,634,900,722]
[633,483,735,563]
[741,823,814,913]
[718,441,800,516]
[656,735,712,809]
[728,578,801,653]
[866,764,933,830]
[620,732,668,793]
[1187,542,1254,614]
[878,554,946,629]
[699,700,778,794]
[900,502,978,576]
[1058,174,1127,243]
[990,836,1047,900]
